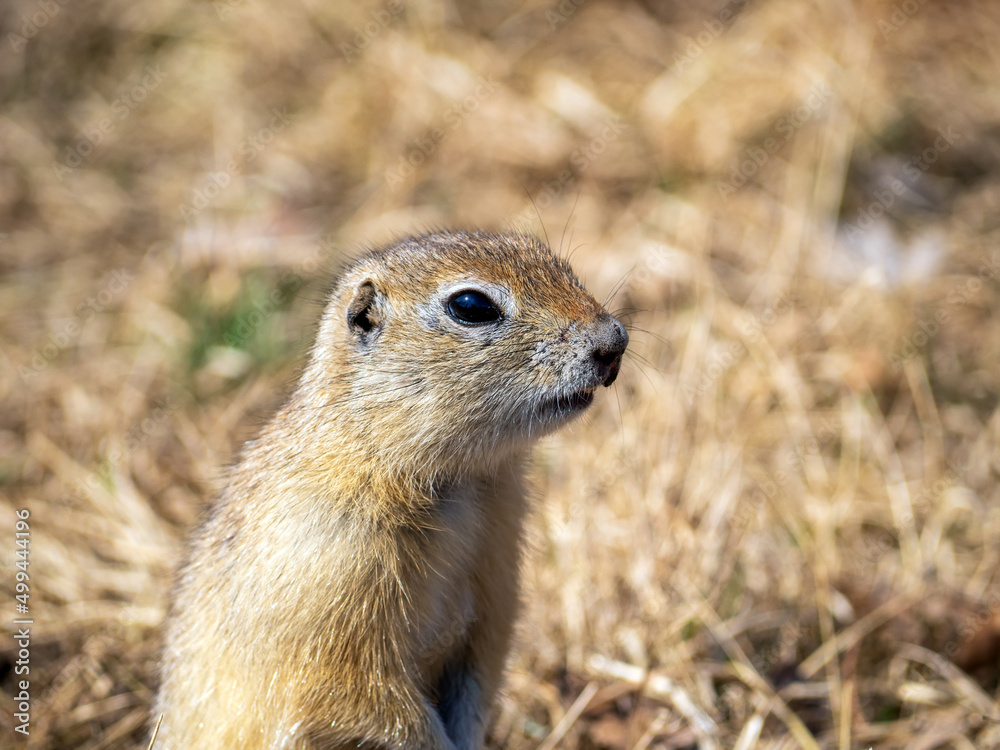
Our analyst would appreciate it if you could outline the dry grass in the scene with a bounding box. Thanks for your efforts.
[2,0,1000,747]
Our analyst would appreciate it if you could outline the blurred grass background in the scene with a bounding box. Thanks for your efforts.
[2,0,1000,747]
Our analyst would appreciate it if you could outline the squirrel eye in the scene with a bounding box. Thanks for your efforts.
[447,290,502,325]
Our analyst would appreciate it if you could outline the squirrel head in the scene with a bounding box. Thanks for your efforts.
[305,231,628,476]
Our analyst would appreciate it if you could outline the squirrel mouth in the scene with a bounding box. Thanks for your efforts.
[537,387,595,418]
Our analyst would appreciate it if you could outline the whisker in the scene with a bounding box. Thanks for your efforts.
[621,325,670,347]
[522,184,551,251]
[603,268,635,308]
[558,191,582,259]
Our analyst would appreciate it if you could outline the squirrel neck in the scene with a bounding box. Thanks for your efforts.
[244,375,523,524]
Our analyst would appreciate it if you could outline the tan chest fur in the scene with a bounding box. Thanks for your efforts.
[410,480,484,679]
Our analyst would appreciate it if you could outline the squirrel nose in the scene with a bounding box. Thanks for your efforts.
[592,315,628,387]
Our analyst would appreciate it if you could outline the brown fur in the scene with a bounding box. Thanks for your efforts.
[153,231,628,749]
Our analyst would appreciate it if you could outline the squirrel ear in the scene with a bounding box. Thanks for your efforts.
[346,281,382,341]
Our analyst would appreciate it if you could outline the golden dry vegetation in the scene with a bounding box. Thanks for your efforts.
[2,0,1000,748]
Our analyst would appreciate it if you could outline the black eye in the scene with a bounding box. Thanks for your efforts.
[447,290,502,325]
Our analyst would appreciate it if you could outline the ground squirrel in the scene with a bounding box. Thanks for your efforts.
[154,230,628,749]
